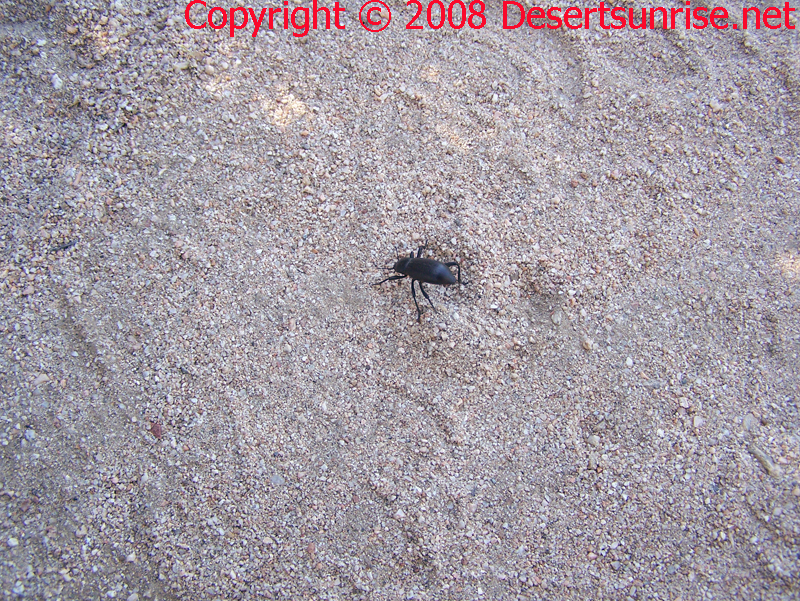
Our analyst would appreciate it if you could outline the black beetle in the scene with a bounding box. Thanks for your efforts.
[373,244,464,322]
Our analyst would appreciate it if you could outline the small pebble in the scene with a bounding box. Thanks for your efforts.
[150,423,163,439]
[750,445,782,478]
[743,413,758,431]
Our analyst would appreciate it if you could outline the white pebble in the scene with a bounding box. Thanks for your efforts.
[33,373,50,386]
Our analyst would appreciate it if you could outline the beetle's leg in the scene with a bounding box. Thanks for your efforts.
[416,242,427,259]
[444,262,463,285]
[418,282,437,313]
[410,280,423,322]
[372,274,407,286]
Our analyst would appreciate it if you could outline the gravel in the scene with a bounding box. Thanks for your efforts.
[0,0,798,599]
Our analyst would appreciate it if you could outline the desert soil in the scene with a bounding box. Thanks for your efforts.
[0,0,798,599]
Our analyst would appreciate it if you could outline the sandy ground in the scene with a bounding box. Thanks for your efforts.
[0,0,799,599]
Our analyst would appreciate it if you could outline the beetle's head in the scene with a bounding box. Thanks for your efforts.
[393,257,411,273]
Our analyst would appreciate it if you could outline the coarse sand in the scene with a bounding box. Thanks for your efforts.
[0,0,798,599]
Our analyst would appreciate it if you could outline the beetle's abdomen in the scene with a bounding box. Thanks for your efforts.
[403,258,457,286]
